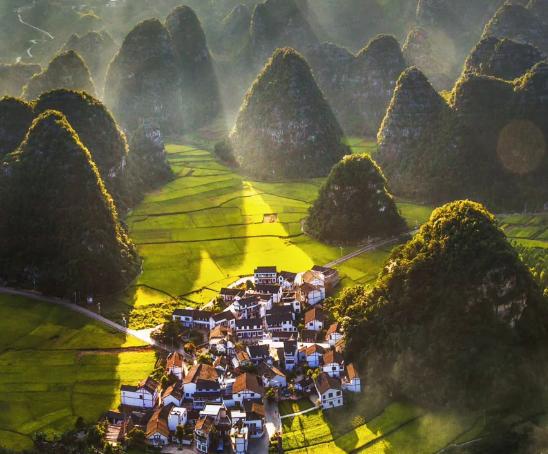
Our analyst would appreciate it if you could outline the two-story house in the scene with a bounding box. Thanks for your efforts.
[315,373,343,409]
[120,376,159,409]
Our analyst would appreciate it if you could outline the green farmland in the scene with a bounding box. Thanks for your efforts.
[0,295,156,451]
[280,401,486,453]
[113,139,422,328]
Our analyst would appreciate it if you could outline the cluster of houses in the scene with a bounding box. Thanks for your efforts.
[110,266,361,452]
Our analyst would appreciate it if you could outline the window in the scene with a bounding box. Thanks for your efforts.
[332,366,336,371]
[336,391,341,396]
[328,392,333,398]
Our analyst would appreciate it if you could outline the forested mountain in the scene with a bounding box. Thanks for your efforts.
[105,19,182,133]
[0,110,139,297]
[305,154,406,244]
[333,200,548,410]
[377,62,548,211]
[223,47,348,180]
[22,50,95,100]
[165,6,222,130]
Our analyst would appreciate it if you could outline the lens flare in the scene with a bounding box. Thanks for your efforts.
[497,119,545,175]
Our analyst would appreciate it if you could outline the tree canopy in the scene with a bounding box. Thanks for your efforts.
[305,154,406,244]
[333,200,548,411]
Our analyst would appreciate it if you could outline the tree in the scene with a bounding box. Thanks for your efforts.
[126,428,146,448]
[197,352,213,365]
[175,424,185,445]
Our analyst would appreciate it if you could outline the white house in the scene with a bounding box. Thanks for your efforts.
[210,310,236,329]
[299,282,325,306]
[166,351,184,380]
[232,373,264,404]
[172,308,194,327]
[258,362,287,388]
[325,322,343,347]
[235,318,264,340]
[278,271,297,288]
[300,344,325,368]
[162,383,184,407]
[168,406,188,431]
[342,363,361,393]
[322,350,345,378]
[265,313,296,333]
[254,266,277,285]
[304,307,327,332]
[254,284,282,303]
[243,400,266,438]
[220,287,244,302]
[146,406,171,446]
[315,373,344,409]
[120,376,159,409]
[183,364,220,402]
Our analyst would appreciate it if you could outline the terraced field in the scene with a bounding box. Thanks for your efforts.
[112,139,418,328]
[0,295,156,451]
[500,213,548,249]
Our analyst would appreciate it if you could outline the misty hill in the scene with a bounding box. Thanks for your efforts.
[464,36,545,80]
[105,19,182,133]
[165,5,222,130]
[305,154,406,244]
[249,0,318,63]
[225,47,349,180]
[62,31,117,94]
[22,50,96,100]
[334,200,548,411]
[377,63,548,211]
[0,110,139,297]
[216,4,252,53]
[0,63,41,97]
[34,89,133,209]
[483,2,548,54]
[305,35,406,136]
[0,97,34,158]
[402,28,454,90]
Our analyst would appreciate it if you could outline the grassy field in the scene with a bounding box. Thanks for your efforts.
[279,399,315,416]
[499,213,548,249]
[0,295,156,451]
[111,140,428,328]
[281,398,484,454]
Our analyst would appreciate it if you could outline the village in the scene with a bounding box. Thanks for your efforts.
[107,265,361,453]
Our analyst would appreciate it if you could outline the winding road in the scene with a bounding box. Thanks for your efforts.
[15,4,55,60]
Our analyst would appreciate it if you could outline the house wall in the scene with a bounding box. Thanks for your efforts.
[320,389,343,409]
[121,390,156,408]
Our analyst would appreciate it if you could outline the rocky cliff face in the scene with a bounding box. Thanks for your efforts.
[483,3,548,54]
[305,154,406,244]
[464,37,544,81]
[63,31,117,95]
[165,6,222,130]
[0,63,41,97]
[227,47,348,180]
[105,19,182,133]
[0,110,139,297]
[22,50,96,100]
[305,35,406,136]
[377,62,548,211]
[0,97,34,157]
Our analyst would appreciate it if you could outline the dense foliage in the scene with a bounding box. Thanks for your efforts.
[0,110,139,297]
[228,47,349,180]
[332,200,548,411]
[105,19,182,133]
[305,154,406,244]
[0,97,34,157]
[22,50,96,100]
[464,36,544,81]
[34,89,132,209]
[165,5,222,130]
[377,62,548,211]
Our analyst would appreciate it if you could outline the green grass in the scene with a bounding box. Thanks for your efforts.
[115,141,414,328]
[282,398,482,454]
[0,295,156,451]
